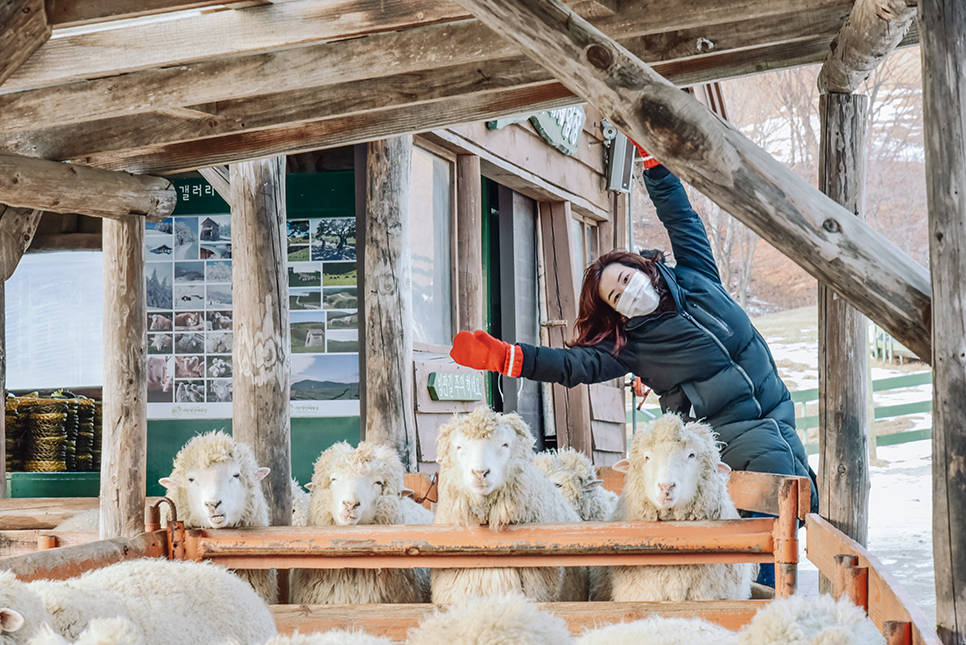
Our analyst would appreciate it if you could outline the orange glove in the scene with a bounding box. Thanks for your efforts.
[629,140,661,170]
[450,330,523,377]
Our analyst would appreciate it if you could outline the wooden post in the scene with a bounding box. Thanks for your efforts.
[100,217,147,539]
[456,154,483,332]
[817,93,870,592]
[0,0,50,88]
[450,0,933,364]
[230,157,292,526]
[0,279,4,498]
[919,0,966,641]
[364,137,417,471]
[538,200,592,455]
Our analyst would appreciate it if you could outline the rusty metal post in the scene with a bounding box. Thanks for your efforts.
[774,477,799,597]
[832,553,868,609]
[145,503,161,533]
[37,535,58,550]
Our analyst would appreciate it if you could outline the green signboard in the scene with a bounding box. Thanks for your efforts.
[427,371,484,402]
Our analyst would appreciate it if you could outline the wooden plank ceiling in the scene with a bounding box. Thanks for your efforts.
[0,0,918,176]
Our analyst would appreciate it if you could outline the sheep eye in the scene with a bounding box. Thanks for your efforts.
[187,477,195,483]
[502,443,509,448]
[233,473,241,478]
[375,480,384,487]
[688,453,696,459]
[554,483,562,488]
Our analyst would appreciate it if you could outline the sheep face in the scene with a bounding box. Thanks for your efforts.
[449,422,518,497]
[327,468,389,526]
[616,414,728,513]
[308,442,406,527]
[166,461,269,528]
[1,570,52,645]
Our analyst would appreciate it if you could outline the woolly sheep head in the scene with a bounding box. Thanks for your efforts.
[1,571,52,645]
[158,430,270,529]
[307,441,407,526]
[436,407,535,498]
[26,618,143,645]
[614,414,730,511]
[534,448,603,509]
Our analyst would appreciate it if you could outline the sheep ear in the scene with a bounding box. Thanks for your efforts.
[400,488,415,499]
[583,479,603,490]
[254,467,271,482]
[0,608,25,633]
[304,482,316,491]
[612,459,631,474]
[159,476,180,489]
[717,463,732,475]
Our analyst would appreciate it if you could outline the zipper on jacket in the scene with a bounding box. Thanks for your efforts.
[680,310,762,418]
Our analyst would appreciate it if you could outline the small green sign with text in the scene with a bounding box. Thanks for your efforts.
[428,371,484,402]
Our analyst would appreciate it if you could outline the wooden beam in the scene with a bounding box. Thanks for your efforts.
[27,232,101,252]
[817,0,917,94]
[0,0,50,88]
[538,200,593,455]
[44,0,228,29]
[456,154,483,332]
[230,156,291,527]
[100,217,146,539]
[817,93,870,592]
[451,0,932,363]
[198,166,230,204]
[0,154,175,222]
[1,0,857,128]
[919,0,966,640]
[364,136,417,471]
[0,204,42,280]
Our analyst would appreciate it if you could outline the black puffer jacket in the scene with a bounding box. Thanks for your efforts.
[518,165,818,511]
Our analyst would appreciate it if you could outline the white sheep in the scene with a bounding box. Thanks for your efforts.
[0,559,277,645]
[736,593,885,645]
[290,479,311,527]
[406,593,574,645]
[596,414,753,602]
[51,509,99,533]
[575,616,735,645]
[27,617,143,645]
[158,430,278,604]
[431,407,586,604]
[258,632,394,645]
[534,448,618,522]
[291,441,432,605]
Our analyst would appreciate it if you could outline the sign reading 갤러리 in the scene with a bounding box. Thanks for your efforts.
[427,371,484,402]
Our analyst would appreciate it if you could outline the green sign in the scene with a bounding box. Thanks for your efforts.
[487,106,586,156]
[428,371,484,402]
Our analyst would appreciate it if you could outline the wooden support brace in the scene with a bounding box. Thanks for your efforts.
[0,204,42,281]
[0,153,175,222]
[0,0,49,88]
[451,0,933,363]
[774,478,799,598]
[198,166,231,205]
[882,620,913,645]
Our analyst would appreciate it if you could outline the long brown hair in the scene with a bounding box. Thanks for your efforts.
[567,249,672,354]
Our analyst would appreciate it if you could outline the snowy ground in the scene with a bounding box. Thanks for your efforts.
[754,307,936,625]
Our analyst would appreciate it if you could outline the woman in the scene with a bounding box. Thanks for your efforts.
[450,163,818,518]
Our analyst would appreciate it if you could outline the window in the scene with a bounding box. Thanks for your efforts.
[410,145,455,345]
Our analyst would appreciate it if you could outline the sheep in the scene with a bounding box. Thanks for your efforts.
[175,382,205,403]
[157,430,277,604]
[147,315,172,331]
[206,332,233,354]
[51,509,99,532]
[257,632,393,645]
[406,593,574,645]
[291,441,432,605]
[596,413,754,602]
[27,617,143,645]
[574,617,735,645]
[0,559,277,645]
[290,478,310,527]
[173,312,204,331]
[174,356,204,379]
[431,406,587,604]
[208,358,230,378]
[145,357,172,394]
[149,334,171,352]
[534,448,618,522]
[735,593,884,645]
[209,380,233,403]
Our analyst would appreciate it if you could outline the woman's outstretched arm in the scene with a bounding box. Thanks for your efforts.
[643,165,721,285]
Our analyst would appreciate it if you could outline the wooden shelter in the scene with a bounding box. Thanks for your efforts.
[0,0,963,641]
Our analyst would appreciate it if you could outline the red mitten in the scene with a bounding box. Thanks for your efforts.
[450,330,523,377]
[629,140,661,169]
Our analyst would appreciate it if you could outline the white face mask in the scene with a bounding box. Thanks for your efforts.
[614,271,660,318]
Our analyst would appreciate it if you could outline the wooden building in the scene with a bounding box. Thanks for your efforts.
[0,0,964,640]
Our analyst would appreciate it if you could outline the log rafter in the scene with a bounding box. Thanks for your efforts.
[0,0,50,88]
[450,0,932,363]
[817,0,918,94]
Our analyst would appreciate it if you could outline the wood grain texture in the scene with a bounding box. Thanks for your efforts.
[230,156,291,527]
[452,0,932,364]
[919,0,966,640]
[817,94,870,562]
[0,532,166,582]
[818,0,917,93]
[0,154,174,222]
[198,166,231,205]
[0,279,4,497]
[0,0,49,88]
[100,217,146,539]
[364,137,417,471]
[0,203,42,280]
[0,497,162,529]
[456,154,483,332]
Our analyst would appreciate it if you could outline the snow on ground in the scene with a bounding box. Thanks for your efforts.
[755,307,936,625]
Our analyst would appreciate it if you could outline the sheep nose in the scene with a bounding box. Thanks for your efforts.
[342,500,360,510]
[205,500,222,511]
[471,468,490,479]
[658,483,676,496]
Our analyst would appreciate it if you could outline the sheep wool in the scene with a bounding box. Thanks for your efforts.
[291,479,311,527]
[406,593,574,645]
[160,430,277,604]
[256,631,393,645]
[0,559,277,645]
[27,618,143,645]
[431,407,587,604]
[51,510,99,533]
[291,441,430,605]
[737,594,885,645]
[534,448,618,521]
[602,414,754,602]
[575,617,736,645]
